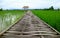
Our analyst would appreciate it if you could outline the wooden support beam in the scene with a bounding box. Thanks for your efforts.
[6,31,47,33]
[6,31,56,34]
[3,33,54,36]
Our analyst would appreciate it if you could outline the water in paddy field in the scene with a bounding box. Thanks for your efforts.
[0,13,18,32]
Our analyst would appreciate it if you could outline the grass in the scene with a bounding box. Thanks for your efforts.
[32,10,60,32]
[0,10,24,32]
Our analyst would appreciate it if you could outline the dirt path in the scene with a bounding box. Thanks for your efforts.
[0,11,60,38]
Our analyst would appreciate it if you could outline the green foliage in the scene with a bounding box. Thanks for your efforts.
[32,10,60,32]
[57,8,60,11]
[0,8,3,11]
[49,6,54,10]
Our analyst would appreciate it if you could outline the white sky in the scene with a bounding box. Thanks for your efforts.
[0,0,60,9]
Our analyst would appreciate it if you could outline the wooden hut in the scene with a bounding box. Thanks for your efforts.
[23,6,29,10]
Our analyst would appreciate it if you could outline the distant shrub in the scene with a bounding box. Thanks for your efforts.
[42,6,54,10]
[49,6,54,10]
[0,8,3,11]
[57,8,60,11]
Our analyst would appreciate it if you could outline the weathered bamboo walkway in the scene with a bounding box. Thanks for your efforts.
[0,11,60,38]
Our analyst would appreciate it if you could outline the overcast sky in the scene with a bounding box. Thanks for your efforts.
[0,0,60,9]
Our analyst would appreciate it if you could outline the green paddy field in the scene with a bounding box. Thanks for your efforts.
[0,10,24,32]
[32,10,60,32]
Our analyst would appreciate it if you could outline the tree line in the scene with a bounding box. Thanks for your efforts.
[0,6,60,11]
[34,6,60,10]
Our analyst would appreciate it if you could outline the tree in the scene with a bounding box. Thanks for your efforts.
[57,8,60,11]
[0,8,3,11]
[49,6,54,10]
[23,6,29,10]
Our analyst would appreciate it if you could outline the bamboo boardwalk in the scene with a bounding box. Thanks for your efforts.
[0,11,60,38]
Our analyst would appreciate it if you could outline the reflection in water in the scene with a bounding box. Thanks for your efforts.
[0,13,19,32]
[11,15,16,23]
